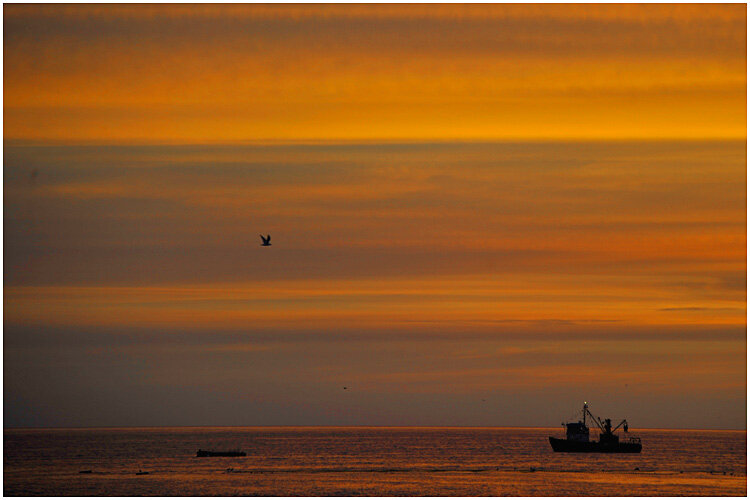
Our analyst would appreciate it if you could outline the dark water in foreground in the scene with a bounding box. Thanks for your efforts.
[4,427,746,496]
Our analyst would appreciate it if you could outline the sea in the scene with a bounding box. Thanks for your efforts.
[4,427,746,496]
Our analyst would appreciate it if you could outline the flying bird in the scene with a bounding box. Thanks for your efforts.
[260,234,271,246]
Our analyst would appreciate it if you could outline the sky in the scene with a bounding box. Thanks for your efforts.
[3,4,747,429]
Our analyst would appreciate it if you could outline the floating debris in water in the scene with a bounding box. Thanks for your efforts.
[197,449,246,457]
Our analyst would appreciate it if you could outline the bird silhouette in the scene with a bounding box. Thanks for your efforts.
[260,234,271,246]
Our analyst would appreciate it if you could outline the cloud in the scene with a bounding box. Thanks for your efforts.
[4,5,745,142]
[5,142,745,289]
[4,322,745,428]
[658,306,744,312]
[5,4,744,22]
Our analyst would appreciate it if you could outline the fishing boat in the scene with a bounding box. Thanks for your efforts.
[196,449,246,457]
[549,402,642,453]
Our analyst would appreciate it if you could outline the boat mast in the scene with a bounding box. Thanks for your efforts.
[582,403,606,432]
[583,402,587,426]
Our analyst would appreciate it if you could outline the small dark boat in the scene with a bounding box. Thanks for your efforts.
[549,402,642,453]
[78,470,92,474]
[196,449,246,457]
[135,470,149,475]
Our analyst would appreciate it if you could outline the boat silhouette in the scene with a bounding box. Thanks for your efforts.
[549,402,642,453]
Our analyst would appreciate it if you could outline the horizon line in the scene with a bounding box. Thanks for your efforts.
[4,424,746,432]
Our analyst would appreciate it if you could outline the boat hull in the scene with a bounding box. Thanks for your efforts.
[549,437,641,453]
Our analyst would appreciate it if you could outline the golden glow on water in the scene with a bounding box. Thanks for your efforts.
[3,427,746,496]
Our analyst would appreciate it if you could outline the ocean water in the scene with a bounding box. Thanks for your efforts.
[4,427,746,496]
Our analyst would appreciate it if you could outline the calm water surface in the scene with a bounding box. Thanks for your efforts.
[4,427,746,496]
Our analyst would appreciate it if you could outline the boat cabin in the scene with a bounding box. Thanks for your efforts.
[565,421,589,442]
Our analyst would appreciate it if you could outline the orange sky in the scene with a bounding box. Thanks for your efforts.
[4,3,746,142]
[3,5,746,428]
